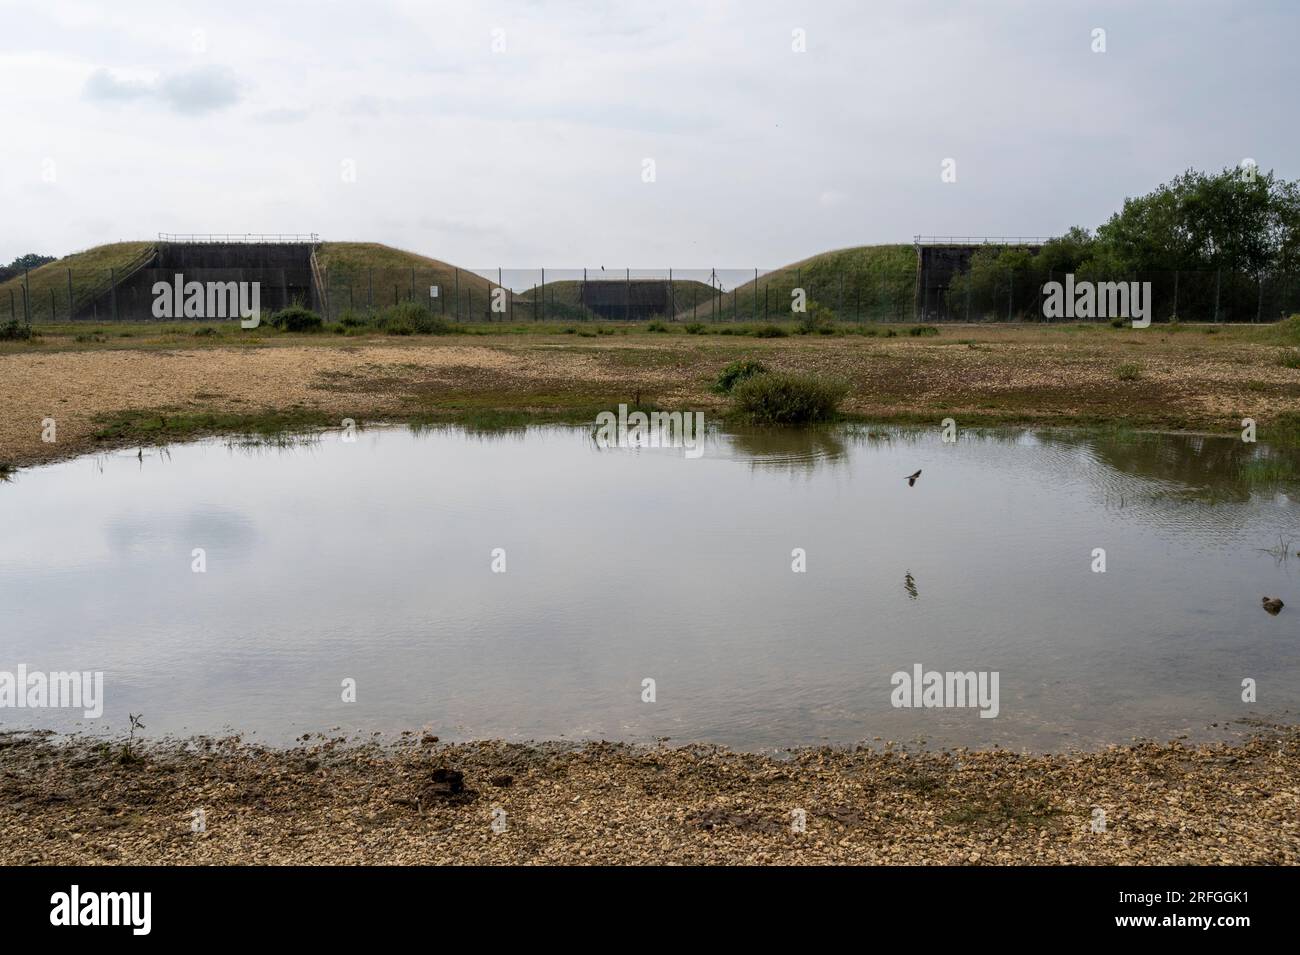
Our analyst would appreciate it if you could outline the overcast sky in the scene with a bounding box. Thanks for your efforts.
[2,0,1297,268]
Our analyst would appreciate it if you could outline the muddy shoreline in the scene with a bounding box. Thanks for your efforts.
[2,726,1296,865]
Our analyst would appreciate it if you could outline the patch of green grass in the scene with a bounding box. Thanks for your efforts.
[1238,456,1299,484]
[646,320,670,333]
[1276,349,1300,369]
[92,408,339,445]
[713,358,768,394]
[1265,412,1300,448]
[1115,362,1144,381]
[730,371,848,423]
[753,324,789,339]
[908,324,939,337]
[1268,314,1300,346]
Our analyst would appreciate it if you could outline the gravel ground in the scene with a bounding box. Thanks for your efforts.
[2,327,1298,469]
[2,726,1296,865]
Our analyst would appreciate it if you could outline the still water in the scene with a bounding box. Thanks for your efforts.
[2,424,1297,751]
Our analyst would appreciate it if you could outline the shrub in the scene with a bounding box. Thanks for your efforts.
[909,325,939,337]
[193,326,218,337]
[0,319,33,341]
[797,305,834,335]
[753,324,788,338]
[374,302,452,335]
[1277,349,1300,369]
[647,320,670,333]
[713,358,768,393]
[731,371,848,423]
[1110,316,1128,328]
[1115,362,1143,381]
[1273,314,1300,346]
[268,304,324,332]
[684,322,705,334]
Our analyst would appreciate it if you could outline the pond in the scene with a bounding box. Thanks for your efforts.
[2,423,1297,752]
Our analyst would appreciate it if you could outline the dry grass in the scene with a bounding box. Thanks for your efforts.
[2,322,1299,469]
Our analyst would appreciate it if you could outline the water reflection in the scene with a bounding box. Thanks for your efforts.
[1,422,1297,752]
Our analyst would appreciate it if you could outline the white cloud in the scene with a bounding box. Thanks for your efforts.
[3,0,1299,266]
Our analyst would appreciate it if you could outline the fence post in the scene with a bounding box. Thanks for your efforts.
[1213,268,1220,322]
[1173,270,1179,321]
[670,268,675,319]
[67,268,74,321]
[625,268,630,322]
[541,268,546,322]
[411,267,415,303]
[50,288,56,321]
[110,267,118,321]
[9,288,14,320]
[454,269,459,321]
[368,268,373,310]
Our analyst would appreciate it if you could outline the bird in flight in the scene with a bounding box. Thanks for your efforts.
[905,469,922,487]
[1262,596,1285,615]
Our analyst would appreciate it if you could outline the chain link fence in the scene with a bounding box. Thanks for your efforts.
[6,264,1300,324]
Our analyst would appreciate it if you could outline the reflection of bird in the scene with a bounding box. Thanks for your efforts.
[1262,596,1285,615]
[905,469,922,487]
[904,572,918,600]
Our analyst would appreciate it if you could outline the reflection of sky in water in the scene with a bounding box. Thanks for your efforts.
[1,425,1297,752]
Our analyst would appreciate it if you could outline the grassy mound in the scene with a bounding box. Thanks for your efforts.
[0,242,155,322]
[681,245,917,323]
